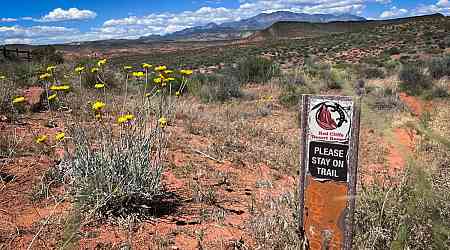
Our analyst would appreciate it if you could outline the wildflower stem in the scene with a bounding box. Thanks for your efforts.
[122,72,129,115]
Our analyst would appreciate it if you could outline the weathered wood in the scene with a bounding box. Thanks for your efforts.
[1,46,32,61]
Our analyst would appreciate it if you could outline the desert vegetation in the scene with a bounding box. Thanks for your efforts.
[1,13,450,250]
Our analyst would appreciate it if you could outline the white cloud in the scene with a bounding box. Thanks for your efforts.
[379,6,408,19]
[4,38,33,44]
[437,0,449,7]
[411,1,450,16]
[1,0,438,45]
[39,8,97,22]
[0,25,79,45]
[1,18,17,22]
[98,0,380,40]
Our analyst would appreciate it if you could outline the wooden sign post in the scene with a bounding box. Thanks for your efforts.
[299,95,361,249]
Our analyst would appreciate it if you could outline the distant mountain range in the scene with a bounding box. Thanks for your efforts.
[138,11,366,41]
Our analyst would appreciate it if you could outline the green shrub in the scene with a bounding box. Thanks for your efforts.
[237,56,279,84]
[0,78,15,120]
[199,74,242,102]
[366,86,407,112]
[398,64,431,95]
[356,64,385,79]
[383,59,401,75]
[322,68,344,90]
[428,55,450,80]
[189,73,241,103]
[385,47,401,55]
[355,162,450,249]
[59,114,166,216]
[303,56,328,78]
[422,84,449,100]
[31,46,64,65]
[279,72,315,106]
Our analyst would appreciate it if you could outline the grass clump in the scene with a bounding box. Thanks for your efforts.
[249,192,303,250]
[304,58,344,90]
[60,113,167,217]
[189,73,241,103]
[398,64,431,95]
[356,64,385,79]
[279,71,315,106]
[428,55,450,80]
[355,161,450,249]
[237,56,279,84]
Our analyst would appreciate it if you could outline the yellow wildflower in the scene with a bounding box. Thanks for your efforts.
[145,93,151,97]
[265,95,273,101]
[75,66,85,73]
[132,71,145,78]
[55,132,65,141]
[92,101,106,111]
[117,114,135,124]
[39,73,52,80]
[12,96,25,104]
[0,75,6,80]
[153,77,162,84]
[167,77,175,81]
[91,67,99,73]
[35,135,48,144]
[175,91,181,97]
[48,94,57,101]
[124,66,133,70]
[97,59,107,67]
[158,117,167,128]
[164,70,173,74]
[94,83,105,89]
[142,63,152,69]
[154,65,167,71]
[180,69,193,75]
[46,66,56,72]
[49,85,71,91]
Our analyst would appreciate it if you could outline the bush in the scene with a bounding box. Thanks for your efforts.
[366,86,408,112]
[279,72,315,106]
[0,78,15,120]
[422,84,449,100]
[322,68,344,90]
[237,56,279,84]
[428,55,450,80]
[383,59,401,75]
[356,64,385,79]
[385,47,401,55]
[31,46,64,65]
[398,64,431,95]
[355,162,450,249]
[303,56,328,78]
[59,114,166,216]
[189,73,241,103]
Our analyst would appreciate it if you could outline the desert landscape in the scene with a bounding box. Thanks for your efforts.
[1,2,450,249]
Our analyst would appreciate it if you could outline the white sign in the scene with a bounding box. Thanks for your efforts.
[305,97,354,182]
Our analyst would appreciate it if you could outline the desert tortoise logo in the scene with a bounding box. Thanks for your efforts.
[312,101,350,130]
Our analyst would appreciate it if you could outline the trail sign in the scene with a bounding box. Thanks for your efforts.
[299,95,361,249]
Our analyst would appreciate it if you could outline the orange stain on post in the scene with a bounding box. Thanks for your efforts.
[303,176,348,249]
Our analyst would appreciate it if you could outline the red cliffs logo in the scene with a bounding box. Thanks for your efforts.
[312,102,349,131]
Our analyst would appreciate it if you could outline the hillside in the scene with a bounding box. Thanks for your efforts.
[249,13,447,41]
[138,11,365,42]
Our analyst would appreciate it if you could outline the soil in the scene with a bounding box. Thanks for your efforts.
[0,87,429,249]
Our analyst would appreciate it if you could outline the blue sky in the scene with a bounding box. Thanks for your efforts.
[0,0,448,44]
